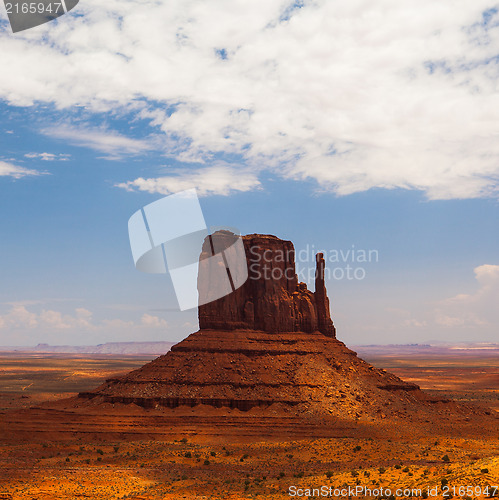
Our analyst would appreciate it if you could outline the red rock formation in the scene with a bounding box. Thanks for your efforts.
[198,233,336,337]
[75,233,442,420]
[0,233,495,445]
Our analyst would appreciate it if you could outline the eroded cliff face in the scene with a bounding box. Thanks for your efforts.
[198,233,336,337]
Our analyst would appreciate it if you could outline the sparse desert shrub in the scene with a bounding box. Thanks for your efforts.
[96,449,104,455]
[378,467,386,474]
[113,446,119,453]
[294,472,304,478]
[184,452,192,458]
[325,471,334,479]
[441,478,449,487]
[442,455,450,462]
[394,464,401,470]
[403,467,410,472]
[204,459,210,465]
[353,445,361,452]
[481,468,489,473]
[210,451,216,457]
[180,438,188,443]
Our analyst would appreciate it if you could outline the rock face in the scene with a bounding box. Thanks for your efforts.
[77,233,444,421]
[198,233,335,337]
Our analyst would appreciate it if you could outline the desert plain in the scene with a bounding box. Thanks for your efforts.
[0,344,496,500]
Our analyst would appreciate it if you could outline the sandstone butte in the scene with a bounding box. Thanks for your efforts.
[75,234,489,422]
[0,233,495,442]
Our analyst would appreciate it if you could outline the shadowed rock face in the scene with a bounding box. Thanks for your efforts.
[198,233,336,337]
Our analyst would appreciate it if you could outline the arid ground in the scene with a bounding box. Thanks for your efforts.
[0,347,497,500]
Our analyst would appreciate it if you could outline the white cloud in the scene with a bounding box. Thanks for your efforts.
[116,164,261,196]
[140,313,168,328]
[2,1,499,197]
[0,305,168,332]
[2,305,39,329]
[24,152,71,161]
[41,125,154,159]
[434,264,499,328]
[0,160,43,179]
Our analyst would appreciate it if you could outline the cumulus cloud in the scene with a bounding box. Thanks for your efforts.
[2,1,499,197]
[0,160,43,178]
[434,264,499,328]
[140,313,168,328]
[116,164,261,196]
[0,305,168,335]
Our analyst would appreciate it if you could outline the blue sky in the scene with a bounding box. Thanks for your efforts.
[0,0,499,345]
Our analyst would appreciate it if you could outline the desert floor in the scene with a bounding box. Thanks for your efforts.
[0,350,496,500]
